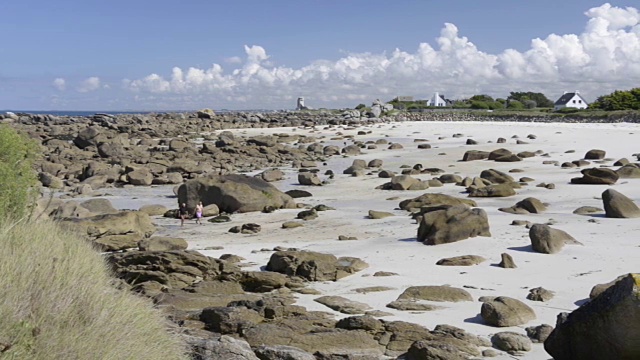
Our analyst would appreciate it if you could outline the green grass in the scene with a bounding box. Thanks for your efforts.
[0,220,188,360]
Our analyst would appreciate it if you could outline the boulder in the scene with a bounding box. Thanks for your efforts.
[73,126,102,149]
[254,345,315,360]
[616,164,640,178]
[259,169,285,182]
[468,183,516,197]
[399,193,477,211]
[200,306,263,334]
[397,286,473,302]
[185,335,260,360]
[78,198,119,216]
[38,172,64,188]
[602,188,640,218]
[499,253,517,269]
[61,211,156,248]
[480,169,514,184]
[527,287,555,302]
[107,250,240,289]
[529,224,580,254]
[462,150,489,161]
[526,324,554,343]
[178,174,296,213]
[584,149,606,160]
[138,204,169,216]
[481,296,536,327]
[138,236,188,251]
[127,169,153,186]
[491,332,532,354]
[266,251,367,281]
[436,255,486,266]
[571,168,619,185]
[314,295,371,314]
[418,206,491,245]
[544,274,640,360]
[499,197,546,214]
[298,172,322,186]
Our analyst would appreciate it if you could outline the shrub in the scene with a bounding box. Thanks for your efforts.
[507,100,525,109]
[0,220,188,359]
[0,124,39,220]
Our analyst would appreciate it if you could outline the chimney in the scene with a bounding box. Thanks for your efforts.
[575,90,580,94]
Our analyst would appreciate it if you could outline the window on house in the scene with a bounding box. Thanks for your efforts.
[578,100,582,103]
[573,100,576,104]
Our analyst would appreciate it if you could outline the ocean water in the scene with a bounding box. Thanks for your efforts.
[2,110,171,117]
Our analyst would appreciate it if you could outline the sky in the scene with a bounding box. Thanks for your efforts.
[1,0,639,111]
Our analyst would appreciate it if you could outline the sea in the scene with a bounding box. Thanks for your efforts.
[2,109,273,117]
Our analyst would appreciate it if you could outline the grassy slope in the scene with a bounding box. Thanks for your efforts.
[0,220,188,360]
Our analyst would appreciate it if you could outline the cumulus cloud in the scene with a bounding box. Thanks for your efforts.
[123,3,640,108]
[77,77,101,93]
[52,78,66,91]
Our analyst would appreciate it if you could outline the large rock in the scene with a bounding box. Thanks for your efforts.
[571,168,619,185]
[266,251,367,281]
[397,286,473,302]
[298,172,322,186]
[127,168,153,186]
[178,174,296,213]
[107,250,240,289]
[417,205,491,245]
[254,345,315,360]
[529,224,580,254]
[186,335,259,360]
[544,274,640,360]
[602,188,640,218]
[399,193,477,211]
[499,197,546,214]
[314,295,371,314]
[480,169,514,184]
[616,164,640,178]
[73,126,102,149]
[481,296,536,327]
[468,183,516,197]
[61,211,156,249]
[138,236,188,251]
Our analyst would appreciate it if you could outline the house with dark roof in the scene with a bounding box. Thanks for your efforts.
[554,91,588,111]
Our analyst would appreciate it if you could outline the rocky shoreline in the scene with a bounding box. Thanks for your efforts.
[3,111,639,359]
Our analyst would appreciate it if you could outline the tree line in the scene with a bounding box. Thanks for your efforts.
[382,88,640,112]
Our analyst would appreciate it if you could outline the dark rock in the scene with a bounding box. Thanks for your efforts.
[544,274,640,360]
[417,205,491,245]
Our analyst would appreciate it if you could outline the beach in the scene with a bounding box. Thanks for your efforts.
[88,120,640,359]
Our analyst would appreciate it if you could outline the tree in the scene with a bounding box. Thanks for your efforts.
[508,92,554,108]
[507,100,525,110]
[355,103,366,110]
[524,100,537,109]
[590,88,640,111]
[469,94,494,103]
[0,124,39,220]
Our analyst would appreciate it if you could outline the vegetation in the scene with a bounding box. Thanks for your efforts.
[589,88,640,110]
[507,91,554,108]
[0,220,188,359]
[468,95,504,110]
[0,125,187,359]
[0,124,40,220]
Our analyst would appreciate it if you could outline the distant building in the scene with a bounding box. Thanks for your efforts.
[396,96,414,102]
[554,91,588,111]
[428,92,447,107]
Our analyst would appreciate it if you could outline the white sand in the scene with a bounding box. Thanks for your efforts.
[108,121,640,359]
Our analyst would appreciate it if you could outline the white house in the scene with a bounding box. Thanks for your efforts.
[428,92,447,107]
[554,91,588,111]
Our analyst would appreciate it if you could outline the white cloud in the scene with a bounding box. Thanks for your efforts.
[225,56,242,64]
[52,78,66,91]
[122,3,640,108]
[77,77,101,93]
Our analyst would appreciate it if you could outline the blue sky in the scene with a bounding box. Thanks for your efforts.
[1,0,639,110]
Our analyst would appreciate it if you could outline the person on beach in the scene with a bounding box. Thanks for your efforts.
[194,201,204,225]
[178,203,189,226]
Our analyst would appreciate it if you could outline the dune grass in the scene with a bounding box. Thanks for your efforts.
[0,220,188,360]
